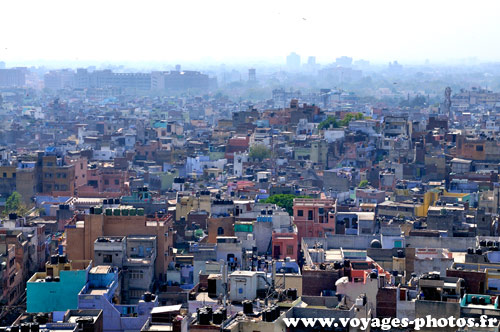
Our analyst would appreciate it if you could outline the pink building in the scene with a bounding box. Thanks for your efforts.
[293,198,336,242]
[82,166,128,194]
[65,155,88,190]
[272,231,298,261]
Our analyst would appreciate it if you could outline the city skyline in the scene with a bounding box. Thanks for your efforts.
[2,0,500,66]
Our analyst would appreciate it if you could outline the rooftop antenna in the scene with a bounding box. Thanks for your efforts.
[220,259,228,310]
[444,87,452,119]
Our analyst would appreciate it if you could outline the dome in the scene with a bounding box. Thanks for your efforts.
[370,239,382,249]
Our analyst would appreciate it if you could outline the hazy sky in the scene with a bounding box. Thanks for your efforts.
[2,0,500,66]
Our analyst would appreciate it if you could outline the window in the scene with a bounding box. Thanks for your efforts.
[12,173,15,178]
[129,270,144,279]
[104,179,109,185]
[217,227,224,235]
[308,210,313,221]
[286,245,294,255]
[476,145,483,151]
[2,173,6,178]
[103,254,112,264]
[297,210,304,217]
[114,179,119,185]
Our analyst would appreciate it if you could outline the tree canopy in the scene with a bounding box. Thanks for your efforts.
[249,144,271,161]
[358,180,369,188]
[4,191,28,217]
[318,112,364,130]
[262,194,310,215]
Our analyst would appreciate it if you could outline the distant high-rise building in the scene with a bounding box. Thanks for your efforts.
[175,64,181,72]
[0,61,5,69]
[286,52,301,70]
[336,56,352,67]
[307,56,316,66]
[74,69,151,90]
[353,59,370,69]
[248,68,256,82]
[151,70,210,91]
[44,69,75,90]
[0,67,27,87]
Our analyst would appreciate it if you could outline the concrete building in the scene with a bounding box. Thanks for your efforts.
[26,256,91,313]
[65,210,174,281]
[293,198,336,241]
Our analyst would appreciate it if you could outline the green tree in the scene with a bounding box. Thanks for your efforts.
[249,144,271,161]
[4,191,28,217]
[318,117,338,130]
[262,194,310,216]
[318,113,364,130]
[358,180,369,188]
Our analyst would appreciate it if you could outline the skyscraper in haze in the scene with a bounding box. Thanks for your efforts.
[307,56,316,66]
[248,68,256,82]
[286,52,301,70]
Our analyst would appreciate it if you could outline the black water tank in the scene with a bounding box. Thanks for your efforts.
[144,292,152,302]
[198,310,211,325]
[267,307,275,321]
[480,240,487,247]
[207,278,217,297]
[243,300,253,314]
[261,310,267,321]
[212,310,224,325]
[479,297,486,305]
[467,247,474,254]
[45,276,53,282]
[114,198,120,205]
[58,255,66,264]
[103,199,108,205]
[10,326,19,332]
[471,296,478,304]
[221,307,227,319]
[20,324,29,332]
[288,288,298,300]
[397,250,404,258]
[273,305,280,319]
[30,324,39,332]
[476,248,483,255]
[264,309,273,322]
[35,314,47,324]
[50,255,58,264]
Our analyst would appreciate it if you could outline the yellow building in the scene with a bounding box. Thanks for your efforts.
[175,193,211,221]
